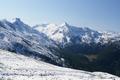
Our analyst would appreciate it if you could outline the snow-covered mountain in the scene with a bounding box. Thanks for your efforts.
[34,22,120,46]
[1,18,120,77]
[33,22,120,77]
[0,18,64,66]
[0,49,119,80]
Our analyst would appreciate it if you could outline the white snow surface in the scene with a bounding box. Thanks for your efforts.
[0,49,119,80]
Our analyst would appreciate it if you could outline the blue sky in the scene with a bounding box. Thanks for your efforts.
[0,0,120,32]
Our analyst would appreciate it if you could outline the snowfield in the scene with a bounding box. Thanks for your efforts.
[0,49,119,80]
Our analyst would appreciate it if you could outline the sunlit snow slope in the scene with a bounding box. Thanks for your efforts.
[0,49,119,80]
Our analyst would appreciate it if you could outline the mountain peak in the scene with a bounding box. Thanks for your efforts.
[60,22,69,27]
[15,18,21,21]
[13,18,23,23]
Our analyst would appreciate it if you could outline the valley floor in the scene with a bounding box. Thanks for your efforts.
[0,49,119,80]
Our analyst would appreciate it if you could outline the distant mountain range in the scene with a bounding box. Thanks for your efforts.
[34,22,120,46]
[0,18,120,77]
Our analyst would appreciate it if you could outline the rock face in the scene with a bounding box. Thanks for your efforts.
[0,49,119,80]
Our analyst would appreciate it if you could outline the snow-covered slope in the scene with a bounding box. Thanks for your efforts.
[0,18,55,47]
[0,18,63,66]
[0,49,119,80]
[34,22,120,46]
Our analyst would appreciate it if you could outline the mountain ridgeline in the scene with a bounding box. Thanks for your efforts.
[0,18,120,76]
